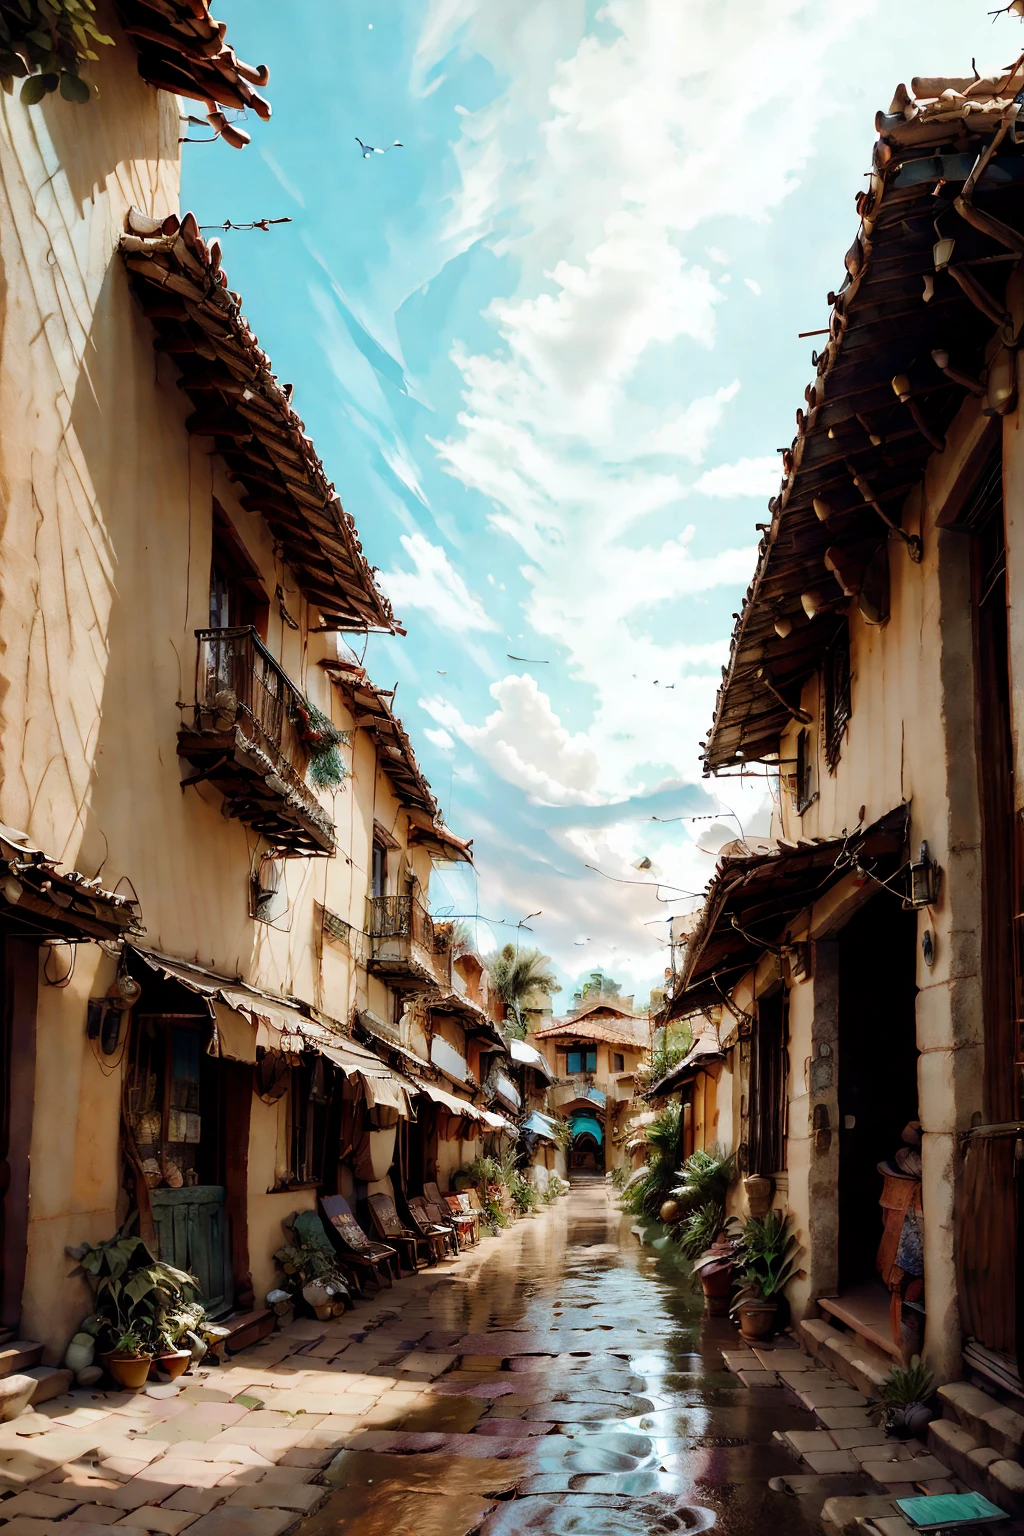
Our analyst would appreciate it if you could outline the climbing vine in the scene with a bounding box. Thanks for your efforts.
[0,0,113,105]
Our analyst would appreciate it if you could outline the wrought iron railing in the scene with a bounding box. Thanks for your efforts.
[366,894,434,947]
[189,627,333,844]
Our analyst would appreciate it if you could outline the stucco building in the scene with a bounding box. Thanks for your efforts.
[0,1,523,1372]
[651,66,1024,1419]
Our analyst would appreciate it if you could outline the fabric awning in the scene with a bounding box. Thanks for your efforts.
[522,1110,559,1143]
[480,1108,518,1134]
[412,1077,486,1122]
[570,1112,603,1146]
[509,1038,553,1081]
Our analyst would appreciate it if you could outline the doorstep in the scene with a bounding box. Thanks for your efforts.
[817,1285,902,1362]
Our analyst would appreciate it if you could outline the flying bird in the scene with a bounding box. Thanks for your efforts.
[356,137,403,157]
[507,654,549,663]
[437,670,447,675]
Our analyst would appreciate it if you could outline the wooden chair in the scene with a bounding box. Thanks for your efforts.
[425,1181,477,1247]
[444,1191,480,1245]
[367,1193,433,1272]
[406,1197,453,1262]
[319,1194,400,1288]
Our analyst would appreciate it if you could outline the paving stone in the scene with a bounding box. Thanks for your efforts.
[815,1406,875,1428]
[737,1370,779,1388]
[185,1506,299,1536]
[861,1455,949,1486]
[754,1349,814,1371]
[803,1450,860,1473]
[784,1430,838,1454]
[208,1452,272,1471]
[86,1483,183,1512]
[0,1521,62,1536]
[114,1507,199,1534]
[136,1464,229,1490]
[275,1452,331,1471]
[799,1387,870,1410]
[290,1421,361,1452]
[66,1508,123,1525]
[0,1493,82,1519]
[221,1486,326,1515]
[829,1428,890,1450]
[251,1471,310,1488]
[852,1443,910,1464]
[392,1353,456,1379]
[819,1494,901,1536]
[159,1494,225,1517]
[98,1465,157,1483]
[203,1433,305,1456]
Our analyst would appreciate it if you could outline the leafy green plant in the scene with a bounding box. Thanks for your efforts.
[467,1154,501,1188]
[291,699,349,790]
[678,1201,725,1259]
[610,1164,630,1191]
[482,1192,507,1230]
[881,1356,934,1406]
[114,1328,145,1359]
[672,1146,735,1212]
[484,944,557,1035]
[619,1103,682,1219]
[636,1024,694,1090]
[68,1232,202,1354]
[727,1210,800,1305]
[0,0,113,104]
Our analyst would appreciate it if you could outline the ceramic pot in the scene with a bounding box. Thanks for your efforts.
[108,1353,153,1390]
[888,1400,935,1439]
[743,1176,774,1219]
[694,1255,734,1316]
[737,1299,777,1342]
[151,1349,190,1382]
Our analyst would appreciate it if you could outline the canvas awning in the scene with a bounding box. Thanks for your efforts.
[509,1038,553,1081]
[129,947,412,1111]
[522,1111,559,1143]
[570,1111,603,1146]
[480,1108,518,1134]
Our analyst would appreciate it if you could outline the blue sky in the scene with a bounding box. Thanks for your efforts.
[185,0,1005,1007]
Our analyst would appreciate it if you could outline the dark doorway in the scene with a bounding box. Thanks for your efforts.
[837,896,919,1287]
[0,936,38,1336]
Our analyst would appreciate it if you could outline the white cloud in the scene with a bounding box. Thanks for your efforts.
[422,675,604,806]
[259,149,305,208]
[693,455,781,499]
[744,277,762,296]
[380,533,498,633]
[423,726,456,750]
[642,381,740,462]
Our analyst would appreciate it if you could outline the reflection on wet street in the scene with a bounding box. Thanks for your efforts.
[307,1183,829,1534]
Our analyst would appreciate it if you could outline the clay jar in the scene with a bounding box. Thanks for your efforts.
[108,1352,153,1390]
[736,1298,778,1342]
[743,1175,774,1219]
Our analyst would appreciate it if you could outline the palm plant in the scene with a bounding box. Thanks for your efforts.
[485,944,558,1036]
[727,1210,800,1305]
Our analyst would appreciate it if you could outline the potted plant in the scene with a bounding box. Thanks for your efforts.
[727,1209,800,1342]
[108,1328,152,1390]
[880,1356,935,1439]
[692,1240,736,1314]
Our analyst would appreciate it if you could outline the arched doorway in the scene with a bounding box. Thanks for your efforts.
[569,1110,605,1172]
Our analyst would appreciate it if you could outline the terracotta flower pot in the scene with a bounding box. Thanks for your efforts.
[108,1352,153,1390]
[698,1260,734,1315]
[737,1298,778,1342]
[743,1175,773,1219]
[150,1349,190,1382]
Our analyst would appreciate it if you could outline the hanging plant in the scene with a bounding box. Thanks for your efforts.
[290,697,350,790]
[0,0,114,105]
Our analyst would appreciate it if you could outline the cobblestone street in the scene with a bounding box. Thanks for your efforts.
[0,1186,847,1535]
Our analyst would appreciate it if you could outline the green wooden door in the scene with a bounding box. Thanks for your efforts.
[150,1186,232,1316]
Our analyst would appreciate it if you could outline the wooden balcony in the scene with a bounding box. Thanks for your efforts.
[178,627,335,856]
[366,895,451,992]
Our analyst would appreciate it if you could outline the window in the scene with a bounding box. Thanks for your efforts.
[748,990,787,1175]
[795,728,816,815]
[824,619,851,773]
[209,503,268,635]
[371,840,388,899]
[612,1052,625,1073]
[566,1048,597,1074]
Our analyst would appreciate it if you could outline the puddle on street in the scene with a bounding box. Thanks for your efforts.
[306,1184,831,1535]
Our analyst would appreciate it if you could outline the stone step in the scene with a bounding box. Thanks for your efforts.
[796,1316,890,1398]
[938,1380,1024,1459]
[820,1494,906,1536]
[0,1342,43,1379]
[26,1367,72,1405]
[928,1414,1024,1518]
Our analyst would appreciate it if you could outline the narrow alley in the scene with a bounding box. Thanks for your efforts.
[0,1187,848,1536]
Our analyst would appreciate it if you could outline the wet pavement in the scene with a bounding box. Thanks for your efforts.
[0,1184,843,1536]
[306,1182,834,1534]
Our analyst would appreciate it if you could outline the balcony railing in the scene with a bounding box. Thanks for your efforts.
[178,626,335,856]
[366,895,451,991]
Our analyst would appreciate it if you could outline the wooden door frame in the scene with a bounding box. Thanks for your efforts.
[1,936,40,1331]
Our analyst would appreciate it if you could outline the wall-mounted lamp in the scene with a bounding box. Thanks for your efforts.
[983,349,1017,418]
[907,841,941,908]
[933,237,955,271]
